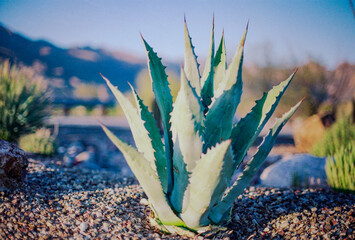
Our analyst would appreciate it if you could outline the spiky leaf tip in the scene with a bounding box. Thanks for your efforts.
[184,17,201,95]
[213,32,227,91]
[200,17,215,109]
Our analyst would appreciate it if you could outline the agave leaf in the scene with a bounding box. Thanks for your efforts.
[141,37,174,195]
[171,68,204,167]
[170,137,190,213]
[178,68,204,131]
[213,33,227,91]
[170,69,204,212]
[231,71,296,171]
[100,124,185,226]
[214,24,247,98]
[180,140,231,229]
[184,17,201,95]
[101,75,158,170]
[203,80,241,152]
[203,27,247,152]
[199,144,233,226]
[209,99,303,224]
[171,68,204,150]
[200,18,215,109]
[130,84,168,193]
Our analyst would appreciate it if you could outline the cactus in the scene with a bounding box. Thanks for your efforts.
[100,19,302,234]
[326,144,355,193]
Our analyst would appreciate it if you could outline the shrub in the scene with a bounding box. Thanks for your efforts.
[326,144,355,193]
[100,19,302,235]
[68,105,87,116]
[0,61,50,142]
[312,118,355,157]
[19,128,57,155]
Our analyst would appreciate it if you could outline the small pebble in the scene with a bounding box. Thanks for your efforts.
[79,222,88,232]
[139,198,149,206]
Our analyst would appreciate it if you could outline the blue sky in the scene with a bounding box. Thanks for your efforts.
[0,0,354,69]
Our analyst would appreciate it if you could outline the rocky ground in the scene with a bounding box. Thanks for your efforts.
[0,156,354,240]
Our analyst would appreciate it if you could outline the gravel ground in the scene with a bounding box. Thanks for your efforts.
[0,157,354,240]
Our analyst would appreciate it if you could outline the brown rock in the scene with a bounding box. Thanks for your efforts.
[0,139,28,191]
[293,115,325,152]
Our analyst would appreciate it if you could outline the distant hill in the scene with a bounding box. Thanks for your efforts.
[0,24,147,102]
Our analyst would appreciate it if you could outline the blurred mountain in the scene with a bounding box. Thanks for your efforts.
[0,24,147,101]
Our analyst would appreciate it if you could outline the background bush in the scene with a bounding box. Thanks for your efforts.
[326,144,355,193]
[0,61,51,142]
[312,118,355,157]
[242,61,355,118]
[19,128,57,155]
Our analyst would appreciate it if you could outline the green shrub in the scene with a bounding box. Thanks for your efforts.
[312,118,355,157]
[100,19,302,235]
[19,128,57,155]
[326,144,355,193]
[0,61,50,142]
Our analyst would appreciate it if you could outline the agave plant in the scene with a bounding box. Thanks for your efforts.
[100,19,302,235]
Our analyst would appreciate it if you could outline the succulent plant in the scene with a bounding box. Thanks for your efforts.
[100,19,302,234]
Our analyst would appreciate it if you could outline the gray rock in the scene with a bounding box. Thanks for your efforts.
[264,154,283,165]
[62,155,75,167]
[63,141,85,167]
[67,141,85,156]
[75,146,95,162]
[74,146,101,170]
[260,154,327,188]
[0,139,28,191]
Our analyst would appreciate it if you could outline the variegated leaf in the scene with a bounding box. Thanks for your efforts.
[130,84,168,193]
[180,140,231,229]
[141,37,174,194]
[231,71,297,171]
[101,75,158,170]
[101,124,185,226]
[209,99,303,224]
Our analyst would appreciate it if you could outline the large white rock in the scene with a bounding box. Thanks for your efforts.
[260,154,328,188]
